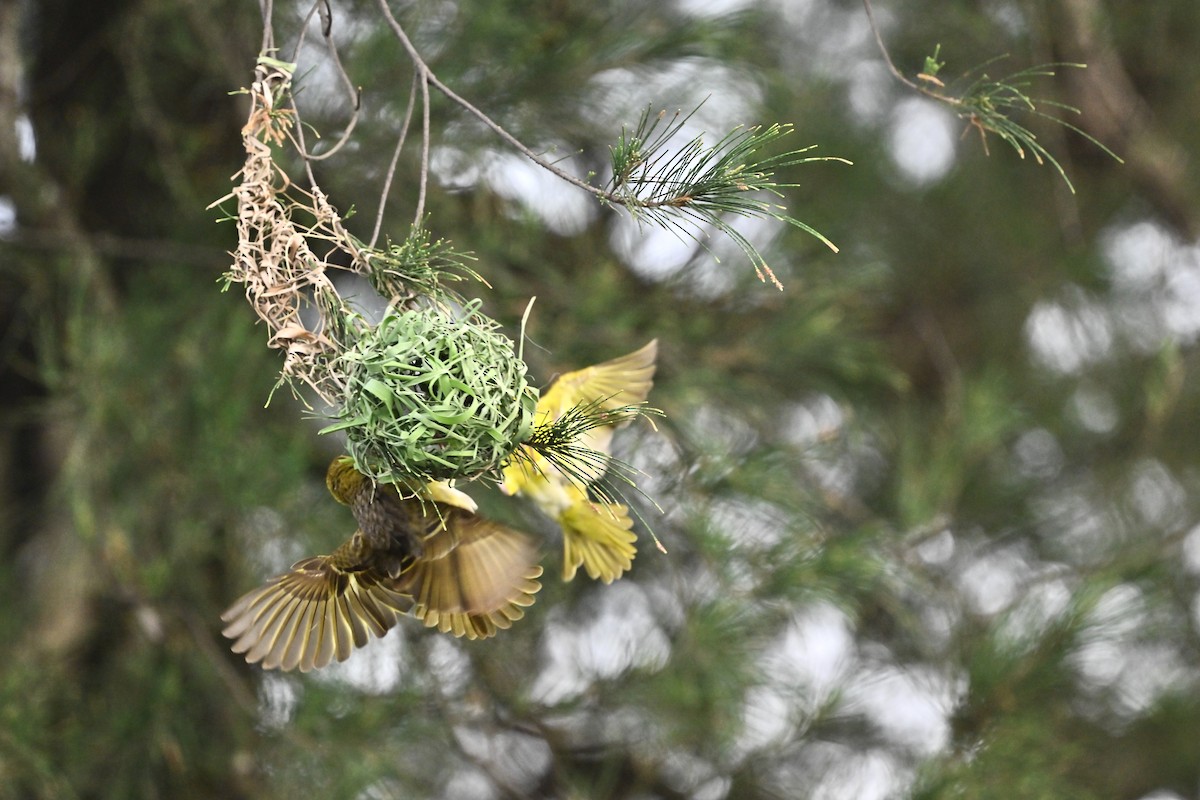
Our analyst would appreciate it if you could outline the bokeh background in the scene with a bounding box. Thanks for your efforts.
[3,0,1200,798]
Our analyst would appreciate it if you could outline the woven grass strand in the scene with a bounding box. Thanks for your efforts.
[324,301,537,484]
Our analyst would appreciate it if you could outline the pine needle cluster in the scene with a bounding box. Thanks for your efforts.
[607,107,850,289]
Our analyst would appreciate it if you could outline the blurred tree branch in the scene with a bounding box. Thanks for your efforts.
[863,0,1120,193]
[1048,0,1199,236]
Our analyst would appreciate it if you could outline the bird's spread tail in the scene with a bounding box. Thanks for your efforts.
[400,511,543,640]
[560,500,638,584]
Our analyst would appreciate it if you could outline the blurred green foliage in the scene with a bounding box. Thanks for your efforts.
[2,0,1199,798]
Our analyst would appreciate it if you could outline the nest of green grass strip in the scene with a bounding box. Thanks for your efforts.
[324,301,538,485]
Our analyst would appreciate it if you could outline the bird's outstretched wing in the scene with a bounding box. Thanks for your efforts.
[225,458,548,670]
[221,553,412,673]
[499,341,658,584]
[506,340,659,493]
[537,339,658,428]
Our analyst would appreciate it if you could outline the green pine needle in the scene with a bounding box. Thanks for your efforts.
[943,60,1123,193]
[516,397,667,550]
[358,227,484,304]
[607,105,851,289]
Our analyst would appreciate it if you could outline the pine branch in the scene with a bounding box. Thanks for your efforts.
[862,0,1122,193]
[372,0,847,288]
[606,106,850,289]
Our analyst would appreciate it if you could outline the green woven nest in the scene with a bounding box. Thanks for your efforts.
[325,302,538,484]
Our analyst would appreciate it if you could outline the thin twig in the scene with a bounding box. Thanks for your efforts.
[372,0,614,205]
[369,72,420,250]
[862,0,911,87]
[288,1,320,73]
[415,72,431,228]
[282,1,363,164]
[287,1,321,182]
[258,0,273,54]
[862,0,962,106]
[305,0,362,162]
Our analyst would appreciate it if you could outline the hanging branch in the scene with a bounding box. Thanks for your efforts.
[243,1,847,291]
[862,0,1121,193]
[217,0,861,491]
[210,57,660,490]
[369,73,420,250]
[371,0,846,288]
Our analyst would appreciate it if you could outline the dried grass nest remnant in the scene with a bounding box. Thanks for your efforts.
[213,65,538,487]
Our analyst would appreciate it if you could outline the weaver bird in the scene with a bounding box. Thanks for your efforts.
[221,456,542,672]
[501,340,657,583]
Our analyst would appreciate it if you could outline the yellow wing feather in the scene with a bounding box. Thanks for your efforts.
[501,341,657,583]
[220,555,411,672]
[559,498,637,583]
[536,339,658,425]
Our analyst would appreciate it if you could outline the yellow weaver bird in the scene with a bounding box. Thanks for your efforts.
[501,340,657,583]
[221,456,542,672]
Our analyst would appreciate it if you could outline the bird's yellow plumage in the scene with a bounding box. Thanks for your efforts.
[501,340,657,583]
[221,456,542,671]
